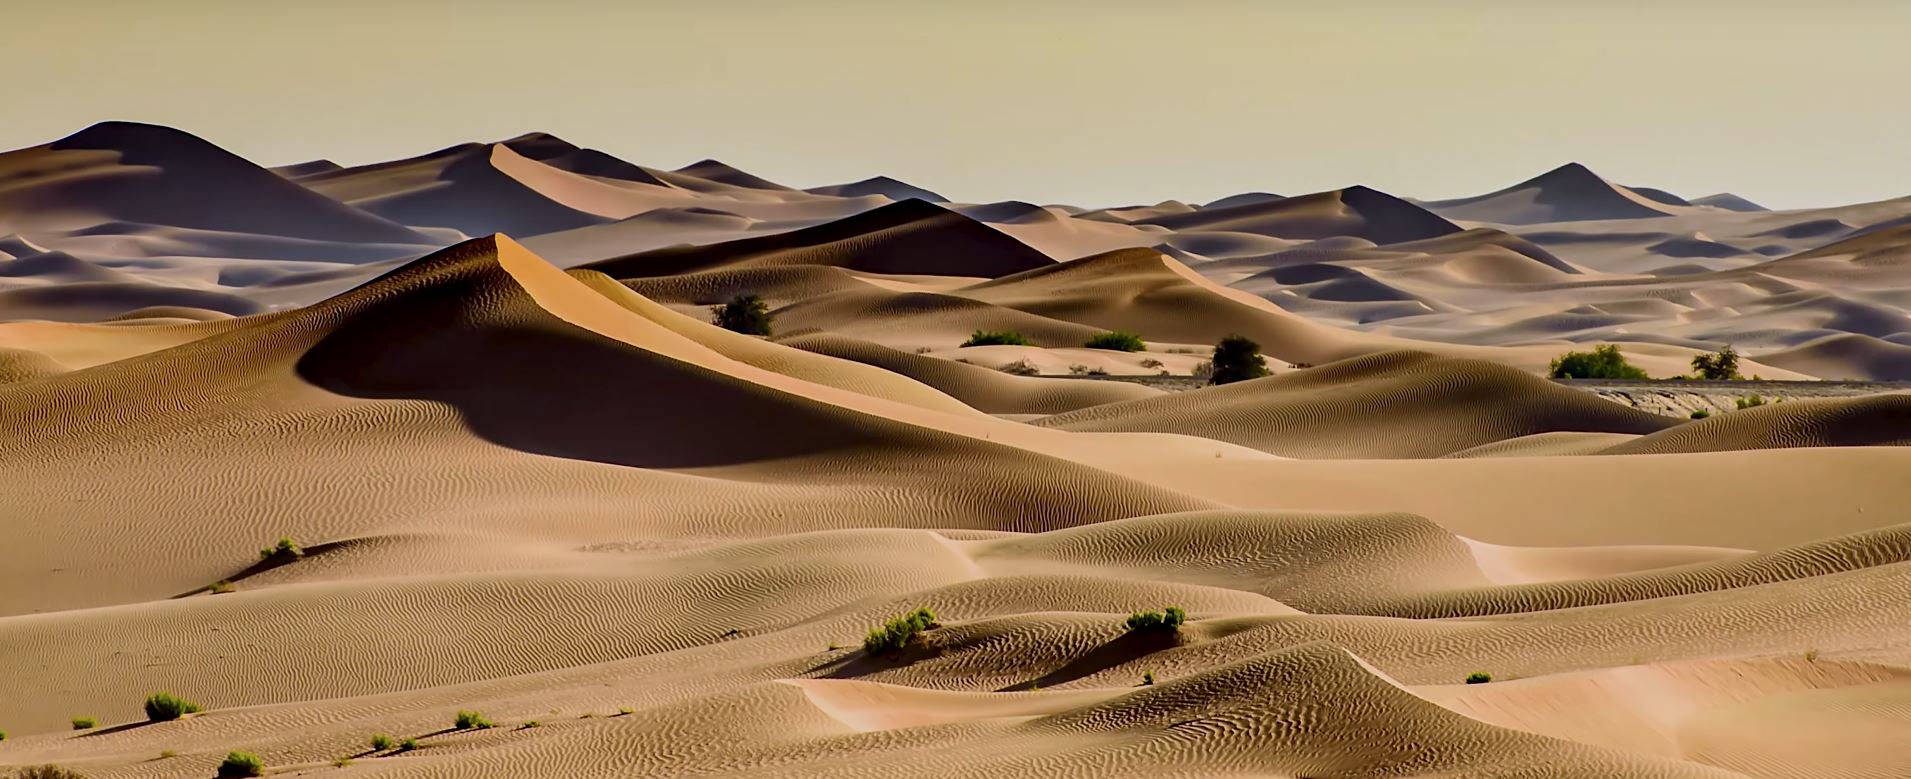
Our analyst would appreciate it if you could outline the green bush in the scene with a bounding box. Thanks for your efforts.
[370,733,393,751]
[217,751,264,778]
[1690,409,1711,419]
[710,294,773,336]
[1209,336,1269,385]
[70,716,96,730]
[517,720,540,730]
[13,767,89,779]
[1125,606,1187,633]
[454,710,494,730]
[209,580,234,594]
[1084,331,1146,352]
[1691,345,1742,380]
[1548,344,1649,380]
[1736,394,1766,409]
[398,738,419,752]
[862,607,939,654]
[259,537,302,561]
[962,330,1032,347]
[1141,671,1156,686]
[1465,672,1492,684]
[143,692,202,722]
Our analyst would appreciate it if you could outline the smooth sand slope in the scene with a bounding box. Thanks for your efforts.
[3,124,1911,778]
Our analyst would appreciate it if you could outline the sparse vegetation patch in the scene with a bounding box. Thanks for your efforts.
[962,330,1032,347]
[710,294,774,336]
[863,607,939,654]
[217,751,264,778]
[1084,331,1146,352]
[1548,344,1648,380]
[1125,606,1187,633]
[143,692,202,722]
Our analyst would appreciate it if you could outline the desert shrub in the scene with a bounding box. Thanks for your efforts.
[160,750,176,759]
[862,607,939,654]
[616,707,634,716]
[370,733,393,751]
[1691,345,1742,380]
[1209,336,1269,386]
[143,692,202,722]
[70,716,96,730]
[1191,360,1214,380]
[1139,358,1164,369]
[1548,344,1648,380]
[398,738,419,752]
[1690,409,1711,419]
[962,330,1031,347]
[1141,671,1156,686]
[1083,331,1146,352]
[209,580,234,594]
[1465,672,1492,684]
[1067,364,1108,376]
[709,294,773,336]
[454,710,494,730]
[997,358,1039,376]
[1736,394,1766,409]
[259,537,302,561]
[1125,606,1187,633]
[217,751,264,778]
[13,767,89,779]
[517,720,540,730]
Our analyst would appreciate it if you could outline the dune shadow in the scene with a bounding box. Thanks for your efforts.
[167,540,352,599]
[999,632,1179,692]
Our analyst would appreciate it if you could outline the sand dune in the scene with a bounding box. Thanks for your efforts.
[5,122,1911,778]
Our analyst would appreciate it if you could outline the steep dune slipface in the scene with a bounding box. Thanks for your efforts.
[1037,351,1679,458]
[1425,162,1690,224]
[585,198,1057,278]
[0,122,427,244]
[1601,394,1911,454]
[1139,185,1465,244]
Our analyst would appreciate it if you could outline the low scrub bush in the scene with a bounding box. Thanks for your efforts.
[1209,336,1269,385]
[70,716,96,730]
[863,607,939,654]
[1125,606,1187,633]
[144,692,201,722]
[217,751,264,778]
[1084,331,1145,352]
[962,330,1032,347]
[454,710,494,730]
[259,537,302,561]
[710,294,774,336]
[1141,671,1156,686]
[209,580,234,594]
[1465,672,1492,684]
[998,358,1039,376]
[1736,394,1766,409]
[370,733,393,751]
[1548,344,1648,380]
[1138,358,1164,369]
[398,738,419,752]
[14,767,89,779]
[1690,409,1711,419]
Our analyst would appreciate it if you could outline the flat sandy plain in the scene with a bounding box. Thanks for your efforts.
[3,123,1910,778]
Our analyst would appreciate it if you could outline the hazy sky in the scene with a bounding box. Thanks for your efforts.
[8,1,1909,210]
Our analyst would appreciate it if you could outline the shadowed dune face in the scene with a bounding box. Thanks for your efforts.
[5,124,1911,778]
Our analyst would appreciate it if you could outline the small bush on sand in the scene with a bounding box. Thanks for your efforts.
[1691,345,1742,380]
[1084,331,1146,352]
[1690,409,1711,419]
[159,750,175,759]
[454,710,494,730]
[70,716,96,730]
[217,751,264,778]
[616,707,634,717]
[1548,344,1648,380]
[1465,672,1492,684]
[863,607,939,654]
[1139,358,1164,369]
[962,330,1031,347]
[1209,336,1269,385]
[517,720,540,730]
[370,734,393,751]
[1736,394,1766,409]
[398,738,419,752]
[998,358,1039,376]
[1141,671,1156,686]
[1067,364,1108,376]
[143,692,201,722]
[1125,606,1187,633]
[209,580,234,594]
[14,767,89,779]
[710,294,774,336]
[259,537,302,561]
[1191,360,1214,381]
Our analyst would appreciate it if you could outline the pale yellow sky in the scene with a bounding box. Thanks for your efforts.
[7,1,1908,210]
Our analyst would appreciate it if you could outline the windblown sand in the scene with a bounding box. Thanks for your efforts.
[2,123,1910,778]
